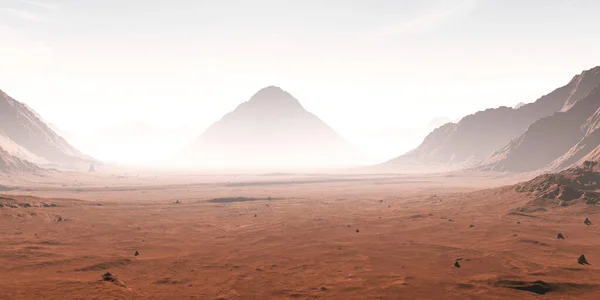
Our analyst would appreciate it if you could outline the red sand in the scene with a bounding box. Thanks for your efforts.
[1,172,599,299]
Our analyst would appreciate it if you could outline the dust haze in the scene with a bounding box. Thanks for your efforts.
[3,1,600,299]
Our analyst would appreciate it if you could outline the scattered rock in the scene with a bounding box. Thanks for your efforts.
[557,233,565,239]
[102,272,116,282]
[134,251,139,257]
[101,272,126,287]
[584,218,592,226]
[454,261,461,268]
[498,280,553,295]
[57,216,62,222]
[578,254,590,265]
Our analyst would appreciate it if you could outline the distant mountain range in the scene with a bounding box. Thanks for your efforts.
[0,89,94,173]
[184,86,359,168]
[4,65,600,174]
[382,66,600,173]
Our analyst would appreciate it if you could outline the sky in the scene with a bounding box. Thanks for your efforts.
[1,0,599,164]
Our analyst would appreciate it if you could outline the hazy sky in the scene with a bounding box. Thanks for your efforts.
[1,0,599,164]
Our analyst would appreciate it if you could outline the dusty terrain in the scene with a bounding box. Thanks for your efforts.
[1,172,600,299]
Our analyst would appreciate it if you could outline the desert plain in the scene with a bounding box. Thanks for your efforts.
[0,171,599,300]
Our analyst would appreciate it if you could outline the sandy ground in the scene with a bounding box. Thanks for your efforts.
[1,172,600,299]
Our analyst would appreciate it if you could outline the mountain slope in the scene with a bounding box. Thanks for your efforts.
[480,82,600,172]
[381,66,600,171]
[185,86,357,168]
[0,89,93,168]
[0,145,39,173]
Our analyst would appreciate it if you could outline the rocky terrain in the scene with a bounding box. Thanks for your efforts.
[514,160,600,207]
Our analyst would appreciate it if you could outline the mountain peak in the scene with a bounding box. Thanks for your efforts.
[246,86,302,107]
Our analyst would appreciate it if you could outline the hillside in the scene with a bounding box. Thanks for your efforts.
[0,145,39,173]
[381,66,600,172]
[480,69,600,172]
[0,89,94,169]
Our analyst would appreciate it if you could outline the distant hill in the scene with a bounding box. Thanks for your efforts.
[0,89,94,170]
[380,66,600,172]
[184,86,358,168]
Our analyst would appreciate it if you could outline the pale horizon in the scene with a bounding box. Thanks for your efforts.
[1,0,599,165]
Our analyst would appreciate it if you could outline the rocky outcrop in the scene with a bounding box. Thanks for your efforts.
[514,161,600,206]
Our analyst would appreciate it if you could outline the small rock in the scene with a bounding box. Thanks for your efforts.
[557,233,565,239]
[584,218,592,226]
[454,261,461,268]
[134,251,139,256]
[102,272,116,282]
[356,229,360,233]
[469,225,475,228]
[578,254,590,265]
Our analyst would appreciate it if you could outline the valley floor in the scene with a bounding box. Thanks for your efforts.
[0,173,599,299]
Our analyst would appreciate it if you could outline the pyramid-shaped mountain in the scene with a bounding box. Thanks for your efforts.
[186,86,357,168]
[380,66,600,172]
[0,89,94,169]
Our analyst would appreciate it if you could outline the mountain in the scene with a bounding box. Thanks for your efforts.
[0,89,94,169]
[479,69,600,172]
[0,145,39,173]
[514,102,526,109]
[381,66,600,171]
[184,86,357,168]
